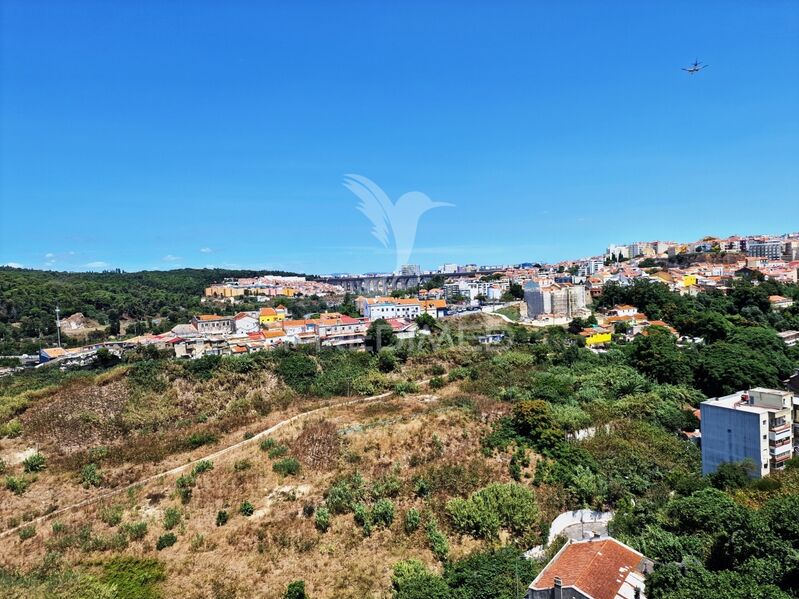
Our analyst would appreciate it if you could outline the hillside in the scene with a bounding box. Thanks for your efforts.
[0,267,304,354]
[0,281,798,598]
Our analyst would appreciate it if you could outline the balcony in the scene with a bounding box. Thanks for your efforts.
[770,421,791,433]
[770,443,793,456]
[771,450,793,463]
[769,427,792,442]
[770,437,793,450]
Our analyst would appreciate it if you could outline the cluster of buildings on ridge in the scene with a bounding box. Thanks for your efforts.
[203,275,343,302]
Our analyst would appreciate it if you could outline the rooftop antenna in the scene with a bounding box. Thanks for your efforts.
[55,305,62,348]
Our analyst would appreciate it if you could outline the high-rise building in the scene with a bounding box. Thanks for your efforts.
[399,264,421,276]
[747,239,783,260]
[524,282,587,319]
[700,388,796,478]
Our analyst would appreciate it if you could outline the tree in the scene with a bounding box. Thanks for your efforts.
[444,546,537,599]
[507,282,524,300]
[512,400,563,452]
[415,313,436,331]
[366,319,396,352]
[339,293,359,317]
[626,329,693,385]
[709,461,753,490]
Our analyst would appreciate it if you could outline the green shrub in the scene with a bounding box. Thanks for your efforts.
[448,367,470,382]
[155,533,177,550]
[0,457,6,474]
[353,502,370,528]
[102,557,165,599]
[260,438,277,452]
[23,452,46,473]
[445,482,538,540]
[414,477,431,497]
[315,506,330,532]
[372,499,395,529]
[394,380,419,395]
[5,475,30,495]
[234,459,252,472]
[100,504,124,527]
[325,472,366,514]
[216,510,229,527]
[121,521,148,541]
[163,507,181,530]
[273,458,300,476]
[444,545,538,599]
[191,460,214,476]
[283,579,307,599]
[0,418,23,438]
[430,364,447,376]
[175,474,197,504]
[185,431,217,449]
[392,559,451,599]
[426,518,449,562]
[429,376,445,390]
[268,444,288,459]
[404,508,421,534]
[81,463,103,488]
[18,524,36,541]
[239,501,255,516]
[371,470,402,500]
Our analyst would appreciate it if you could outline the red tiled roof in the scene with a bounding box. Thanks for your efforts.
[531,539,645,599]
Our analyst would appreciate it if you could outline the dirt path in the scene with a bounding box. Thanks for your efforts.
[0,386,413,540]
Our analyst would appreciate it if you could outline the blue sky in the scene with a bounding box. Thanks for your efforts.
[1,1,797,274]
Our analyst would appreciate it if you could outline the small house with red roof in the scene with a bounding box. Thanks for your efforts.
[526,537,651,599]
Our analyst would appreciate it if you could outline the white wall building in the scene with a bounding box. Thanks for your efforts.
[700,388,796,478]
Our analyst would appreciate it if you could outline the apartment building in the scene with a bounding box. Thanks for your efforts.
[747,238,783,260]
[524,282,587,319]
[362,297,422,321]
[700,388,796,478]
[191,314,235,334]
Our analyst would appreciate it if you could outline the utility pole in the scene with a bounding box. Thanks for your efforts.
[55,305,62,348]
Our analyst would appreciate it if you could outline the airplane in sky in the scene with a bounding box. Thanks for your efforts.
[682,59,709,74]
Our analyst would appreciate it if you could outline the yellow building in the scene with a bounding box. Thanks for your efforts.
[682,274,698,287]
[259,307,286,325]
[580,329,612,346]
[205,286,245,298]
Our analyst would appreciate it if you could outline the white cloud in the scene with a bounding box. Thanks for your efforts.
[84,261,109,269]
[45,252,55,259]
[2,262,24,268]
[200,247,213,254]
[162,255,182,262]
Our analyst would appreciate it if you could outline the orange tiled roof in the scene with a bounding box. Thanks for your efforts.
[259,307,277,316]
[195,314,226,321]
[531,539,645,599]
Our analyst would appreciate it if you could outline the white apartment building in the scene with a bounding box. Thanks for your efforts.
[700,388,796,478]
[364,299,421,321]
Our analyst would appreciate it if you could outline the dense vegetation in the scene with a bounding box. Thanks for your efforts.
[0,272,797,597]
[0,267,304,353]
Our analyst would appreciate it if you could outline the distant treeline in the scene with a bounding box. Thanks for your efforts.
[0,267,303,354]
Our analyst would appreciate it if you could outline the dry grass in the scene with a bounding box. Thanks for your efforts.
[0,380,523,598]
